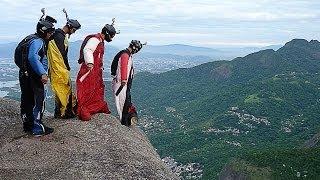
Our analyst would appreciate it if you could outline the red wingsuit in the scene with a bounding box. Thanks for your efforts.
[76,33,110,121]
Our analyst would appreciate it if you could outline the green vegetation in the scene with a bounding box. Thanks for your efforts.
[230,159,272,180]
[132,39,320,179]
[238,147,320,179]
[244,94,261,104]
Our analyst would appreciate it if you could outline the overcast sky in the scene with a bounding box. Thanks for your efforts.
[0,0,320,48]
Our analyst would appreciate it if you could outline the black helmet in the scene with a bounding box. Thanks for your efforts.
[36,15,56,38]
[67,19,81,30]
[62,9,81,31]
[129,40,143,54]
[102,24,116,42]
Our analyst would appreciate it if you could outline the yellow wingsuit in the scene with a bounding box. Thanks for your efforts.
[47,29,76,118]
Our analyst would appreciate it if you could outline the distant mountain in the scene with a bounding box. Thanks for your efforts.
[132,39,320,179]
[141,44,224,57]
[140,44,283,60]
[0,41,222,59]
[0,41,217,76]
[0,40,217,83]
[217,44,282,58]
[0,40,282,61]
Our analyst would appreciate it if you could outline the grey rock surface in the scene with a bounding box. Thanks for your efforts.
[0,98,178,180]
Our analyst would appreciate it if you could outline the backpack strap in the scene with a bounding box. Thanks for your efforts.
[111,49,130,76]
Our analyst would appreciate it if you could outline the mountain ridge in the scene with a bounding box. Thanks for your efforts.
[131,38,320,179]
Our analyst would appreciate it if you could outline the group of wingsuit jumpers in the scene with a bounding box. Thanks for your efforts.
[16,9,144,136]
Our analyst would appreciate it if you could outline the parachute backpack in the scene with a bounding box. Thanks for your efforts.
[14,34,39,71]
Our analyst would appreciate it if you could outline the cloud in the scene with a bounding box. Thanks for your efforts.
[0,0,319,47]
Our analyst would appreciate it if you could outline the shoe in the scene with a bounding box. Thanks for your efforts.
[32,122,54,137]
[130,117,138,126]
[61,112,76,119]
[23,121,33,134]
[54,112,61,119]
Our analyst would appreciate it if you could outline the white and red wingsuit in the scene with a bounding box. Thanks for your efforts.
[76,33,111,121]
[111,49,138,126]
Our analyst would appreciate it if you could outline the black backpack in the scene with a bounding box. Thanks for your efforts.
[14,34,39,71]
[111,49,130,76]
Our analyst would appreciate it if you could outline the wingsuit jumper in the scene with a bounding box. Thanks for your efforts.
[111,40,145,126]
[76,19,119,121]
[47,9,81,119]
[19,9,56,136]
